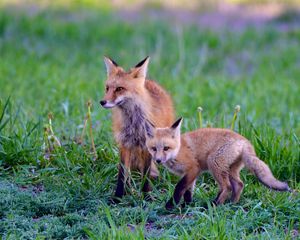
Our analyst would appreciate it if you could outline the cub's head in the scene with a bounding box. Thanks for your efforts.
[145,118,183,164]
[100,56,150,109]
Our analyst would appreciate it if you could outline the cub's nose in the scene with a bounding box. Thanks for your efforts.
[100,100,107,106]
[156,159,162,164]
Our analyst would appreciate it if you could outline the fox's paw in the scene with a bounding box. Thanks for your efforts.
[165,199,175,210]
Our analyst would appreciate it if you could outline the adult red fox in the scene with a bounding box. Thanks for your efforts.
[100,56,174,202]
[145,118,290,210]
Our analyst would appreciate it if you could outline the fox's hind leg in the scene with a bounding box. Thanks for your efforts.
[208,157,232,205]
[229,161,244,203]
[212,173,232,205]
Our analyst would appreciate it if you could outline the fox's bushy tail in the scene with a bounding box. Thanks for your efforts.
[242,146,290,192]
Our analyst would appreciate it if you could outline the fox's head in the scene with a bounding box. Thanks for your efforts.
[100,56,150,109]
[145,118,183,164]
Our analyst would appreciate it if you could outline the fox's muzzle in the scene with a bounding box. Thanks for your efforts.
[99,100,117,109]
[100,97,125,109]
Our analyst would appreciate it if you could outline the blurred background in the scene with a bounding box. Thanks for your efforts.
[1,0,300,133]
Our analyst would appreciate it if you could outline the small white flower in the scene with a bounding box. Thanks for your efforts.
[48,135,61,147]
[41,142,46,150]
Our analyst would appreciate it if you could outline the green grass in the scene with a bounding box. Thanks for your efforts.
[0,3,300,239]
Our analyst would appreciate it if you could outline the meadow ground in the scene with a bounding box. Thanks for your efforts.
[0,1,300,239]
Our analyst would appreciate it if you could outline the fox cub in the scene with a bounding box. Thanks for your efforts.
[100,56,174,202]
[145,118,290,210]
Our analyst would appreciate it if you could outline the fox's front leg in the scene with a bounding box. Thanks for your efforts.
[112,147,131,203]
[166,173,197,210]
[181,179,196,208]
[141,151,154,201]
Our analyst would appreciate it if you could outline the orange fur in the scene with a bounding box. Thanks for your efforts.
[100,57,174,200]
[146,118,290,208]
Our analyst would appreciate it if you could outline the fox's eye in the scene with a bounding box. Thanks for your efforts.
[151,147,157,152]
[163,146,170,151]
[115,87,124,92]
[106,86,109,92]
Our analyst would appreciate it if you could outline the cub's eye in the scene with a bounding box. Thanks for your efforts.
[115,87,124,92]
[151,147,157,152]
[163,146,170,151]
[105,86,109,92]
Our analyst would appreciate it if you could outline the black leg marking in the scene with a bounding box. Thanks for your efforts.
[142,178,152,192]
[142,176,154,202]
[142,167,152,193]
[111,148,130,204]
[165,198,175,210]
[212,191,221,206]
[142,159,154,201]
[183,189,192,204]
[165,175,189,210]
[180,189,193,208]
[114,164,126,200]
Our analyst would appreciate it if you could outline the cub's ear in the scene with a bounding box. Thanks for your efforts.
[131,56,150,79]
[171,117,183,138]
[104,56,119,76]
[144,119,155,139]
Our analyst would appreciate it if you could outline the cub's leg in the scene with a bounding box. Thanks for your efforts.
[181,179,196,208]
[213,174,232,205]
[229,161,244,203]
[208,156,232,205]
[166,170,199,210]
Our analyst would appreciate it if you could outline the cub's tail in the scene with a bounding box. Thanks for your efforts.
[242,147,290,192]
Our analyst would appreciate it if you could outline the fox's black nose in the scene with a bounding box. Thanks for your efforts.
[156,159,162,164]
[100,100,107,106]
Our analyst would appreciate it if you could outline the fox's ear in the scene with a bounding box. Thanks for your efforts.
[171,117,183,138]
[104,56,118,76]
[131,56,150,79]
[145,119,155,139]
